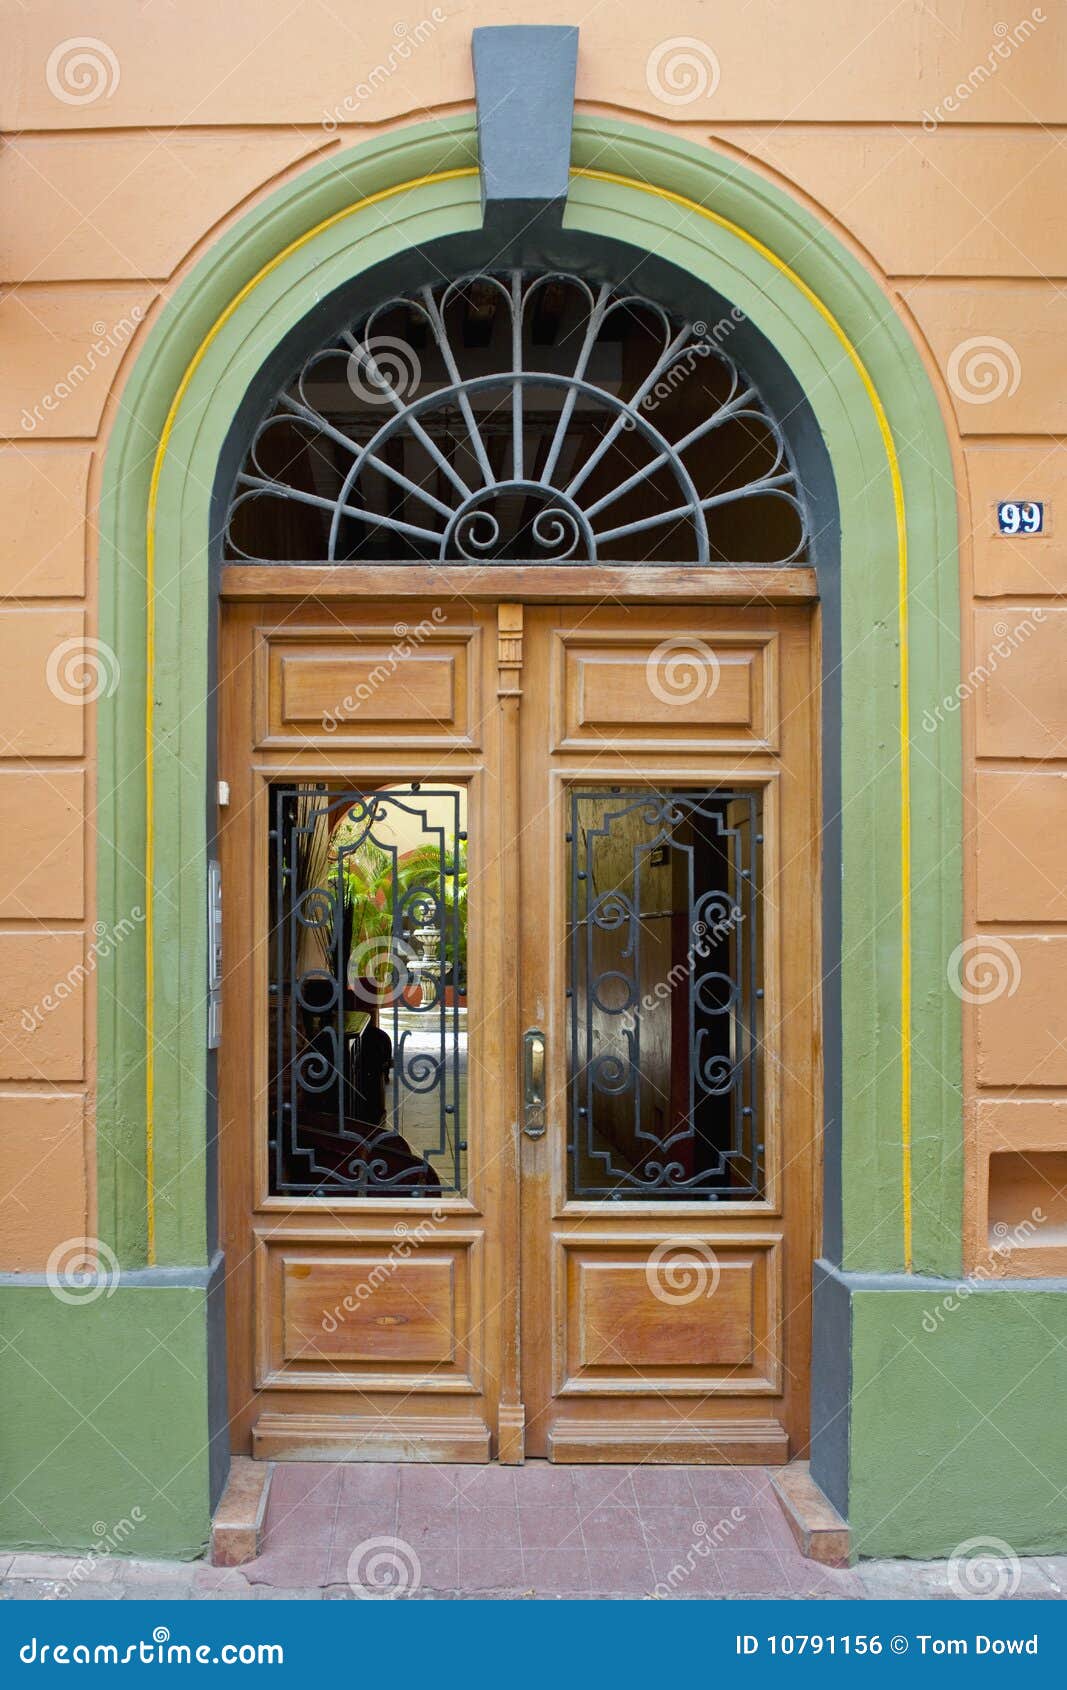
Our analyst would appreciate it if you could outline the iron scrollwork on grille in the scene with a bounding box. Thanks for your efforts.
[226,268,809,567]
[270,784,466,1196]
[568,788,762,1200]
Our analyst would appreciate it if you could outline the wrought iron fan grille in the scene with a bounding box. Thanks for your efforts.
[227,269,809,566]
[568,787,763,1200]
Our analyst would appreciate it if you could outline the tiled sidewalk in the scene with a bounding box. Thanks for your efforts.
[2,1464,1065,1601]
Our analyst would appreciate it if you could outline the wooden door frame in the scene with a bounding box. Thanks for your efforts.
[217,566,821,1464]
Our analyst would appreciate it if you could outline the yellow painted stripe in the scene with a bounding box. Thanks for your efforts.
[572,168,913,1268]
[142,166,479,1261]
[145,160,913,1270]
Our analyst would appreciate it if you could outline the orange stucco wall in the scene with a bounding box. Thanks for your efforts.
[1,1,1064,1273]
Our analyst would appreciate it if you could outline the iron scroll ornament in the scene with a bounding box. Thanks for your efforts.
[226,269,809,566]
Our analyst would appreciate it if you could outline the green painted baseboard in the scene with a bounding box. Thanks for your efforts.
[0,1280,217,1561]
[848,1280,1067,1560]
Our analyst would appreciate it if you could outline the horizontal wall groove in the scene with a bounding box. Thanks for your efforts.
[971,592,1067,602]
[973,1086,1067,1099]
[0,276,170,289]
[957,434,1067,445]
[0,598,92,614]
[8,111,1067,140]
[893,275,1067,285]
[974,757,1067,770]
[0,437,104,449]
[970,920,1067,934]
[0,919,87,934]
[0,1083,88,1097]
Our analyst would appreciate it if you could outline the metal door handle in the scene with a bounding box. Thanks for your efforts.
[523,1029,546,1138]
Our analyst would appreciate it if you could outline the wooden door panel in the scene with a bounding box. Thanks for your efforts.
[519,602,818,1464]
[252,1230,482,1392]
[556,1235,782,1393]
[219,598,508,1462]
[554,627,779,751]
[253,620,482,748]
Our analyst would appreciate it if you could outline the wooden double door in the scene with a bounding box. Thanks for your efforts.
[218,584,819,1464]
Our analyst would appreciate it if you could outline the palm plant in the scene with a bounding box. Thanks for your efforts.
[339,839,468,993]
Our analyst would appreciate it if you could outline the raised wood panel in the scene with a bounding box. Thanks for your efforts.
[557,1237,781,1396]
[578,1259,754,1367]
[282,1255,456,1365]
[280,652,456,726]
[554,628,781,746]
[254,1233,480,1393]
[554,629,778,751]
[253,624,480,748]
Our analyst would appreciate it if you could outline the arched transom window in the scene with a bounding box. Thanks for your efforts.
[226,269,809,566]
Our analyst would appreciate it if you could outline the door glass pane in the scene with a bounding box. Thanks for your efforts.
[269,784,467,1196]
[568,788,762,1201]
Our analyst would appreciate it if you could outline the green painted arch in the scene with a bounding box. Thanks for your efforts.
[97,114,961,1277]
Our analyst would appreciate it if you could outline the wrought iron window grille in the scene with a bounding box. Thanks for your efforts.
[227,268,809,567]
[568,787,763,1201]
[269,783,467,1198]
